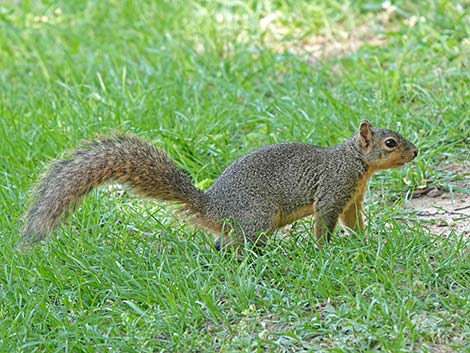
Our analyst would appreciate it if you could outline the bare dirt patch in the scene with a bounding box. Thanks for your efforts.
[261,15,387,63]
[207,3,410,62]
[258,4,402,63]
[408,190,469,236]
[406,162,469,237]
[427,344,459,353]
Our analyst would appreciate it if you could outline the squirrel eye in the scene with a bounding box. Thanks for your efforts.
[385,139,397,148]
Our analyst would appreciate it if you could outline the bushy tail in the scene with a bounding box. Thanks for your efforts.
[20,134,207,247]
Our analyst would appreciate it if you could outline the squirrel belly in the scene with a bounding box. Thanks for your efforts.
[20,120,418,249]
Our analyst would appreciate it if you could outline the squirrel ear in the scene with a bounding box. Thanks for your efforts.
[359,120,373,148]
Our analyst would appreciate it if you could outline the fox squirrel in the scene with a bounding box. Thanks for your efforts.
[20,120,418,249]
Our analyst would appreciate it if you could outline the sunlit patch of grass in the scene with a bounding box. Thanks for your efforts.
[1,0,469,352]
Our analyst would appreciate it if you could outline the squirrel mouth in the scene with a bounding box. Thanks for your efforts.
[395,160,409,167]
[397,157,414,166]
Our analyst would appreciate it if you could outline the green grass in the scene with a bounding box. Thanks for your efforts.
[1,0,469,352]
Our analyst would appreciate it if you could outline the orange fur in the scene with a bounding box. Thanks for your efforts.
[274,204,315,229]
[339,169,374,231]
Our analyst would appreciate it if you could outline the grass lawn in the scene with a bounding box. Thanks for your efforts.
[1,0,469,352]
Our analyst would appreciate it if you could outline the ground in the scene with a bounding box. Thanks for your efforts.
[1,1,469,352]
[404,162,469,238]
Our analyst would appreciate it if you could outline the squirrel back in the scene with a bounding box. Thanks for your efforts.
[20,120,418,249]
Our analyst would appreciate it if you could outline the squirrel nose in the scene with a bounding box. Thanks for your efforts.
[413,149,418,158]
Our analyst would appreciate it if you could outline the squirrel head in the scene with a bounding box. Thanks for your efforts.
[357,120,418,171]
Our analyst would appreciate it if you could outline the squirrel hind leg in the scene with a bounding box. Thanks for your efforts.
[184,213,242,251]
[213,230,242,252]
[213,218,274,251]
